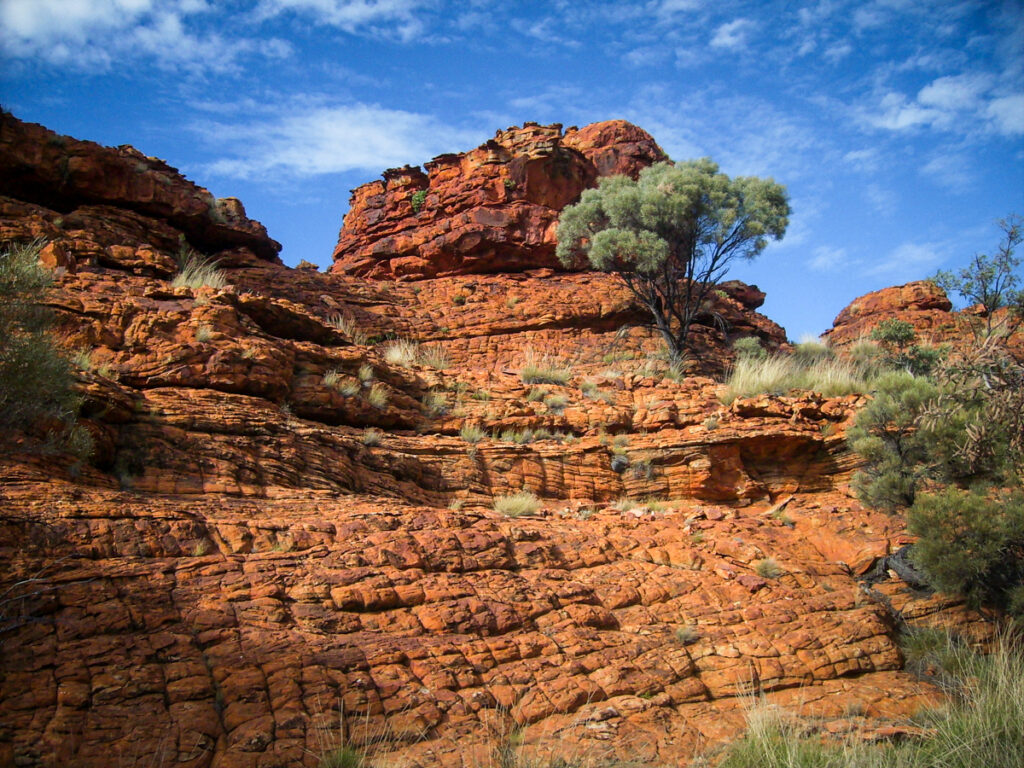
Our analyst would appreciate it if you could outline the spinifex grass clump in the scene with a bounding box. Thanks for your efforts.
[723,344,872,403]
[493,490,540,517]
[716,631,1024,768]
[172,247,226,291]
[520,349,572,385]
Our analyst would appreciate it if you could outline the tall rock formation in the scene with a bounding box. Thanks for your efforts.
[330,121,668,280]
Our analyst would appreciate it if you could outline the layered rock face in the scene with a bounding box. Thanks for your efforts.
[824,281,954,348]
[330,121,667,280]
[0,113,993,768]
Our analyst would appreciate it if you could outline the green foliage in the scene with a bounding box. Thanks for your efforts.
[848,371,938,512]
[732,336,766,360]
[556,159,789,359]
[934,215,1023,337]
[909,488,1024,615]
[459,423,486,443]
[870,318,916,350]
[869,318,946,375]
[410,189,428,213]
[0,240,87,454]
[319,745,366,768]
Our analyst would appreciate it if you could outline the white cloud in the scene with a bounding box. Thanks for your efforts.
[199,103,484,179]
[921,153,974,192]
[809,245,848,271]
[864,183,897,214]
[823,41,852,62]
[986,94,1024,135]
[0,0,286,72]
[867,241,946,277]
[917,73,992,111]
[710,18,753,50]
[843,148,879,172]
[254,0,431,41]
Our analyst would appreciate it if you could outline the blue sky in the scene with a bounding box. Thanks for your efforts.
[2,0,1022,339]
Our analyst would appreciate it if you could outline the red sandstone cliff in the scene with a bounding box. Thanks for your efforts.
[0,113,994,768]
[330,121,667,280]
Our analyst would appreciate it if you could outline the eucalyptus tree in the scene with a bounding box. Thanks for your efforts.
[556,159,789,360]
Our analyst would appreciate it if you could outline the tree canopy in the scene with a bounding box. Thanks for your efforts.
[555,159,789,360]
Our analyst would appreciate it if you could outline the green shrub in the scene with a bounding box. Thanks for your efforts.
[0,240,87,453]
[732,336,767,360]
[909,488,1024,615]
[755,558,784,579]
[410,189,428,213]
[494,490,540,517]
[791,337,833,365]
[848,371,938,511]
[544,394,569,413]
[172,247,226,291]
[459,424,486,443]
[870,317,917,350]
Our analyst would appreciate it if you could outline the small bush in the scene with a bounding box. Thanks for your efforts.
[732,336,767,360]
[755,558,783,579]
[410,189,428,213]
[357,364,374,383]
[367,382,388,409]
[494,490,540,517]
[195,324,214,343]
[1,240,84,444]
[459,424,486,443]
[520,349,572,385]
[172,248,226,291]
[791,337,833,365]
[361,428,382,446]
[339,380,360,397]
[544,394,569,413]
[909,487,1024,615]
[526,387,548,402]
[323,369,343,390]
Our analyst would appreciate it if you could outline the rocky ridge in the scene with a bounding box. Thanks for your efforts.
[0,112,995,768]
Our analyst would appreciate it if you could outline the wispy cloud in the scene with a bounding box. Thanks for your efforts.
[253,0,433,41]
[710,18,754,50]
[866,241,947,278]
[808,245,849,272]
[198,102,484,179]
[920,153,975,192]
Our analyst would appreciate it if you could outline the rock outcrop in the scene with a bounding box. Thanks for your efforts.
[824,281,954,348]
[0,114,996,768]
[330,121,666,280]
